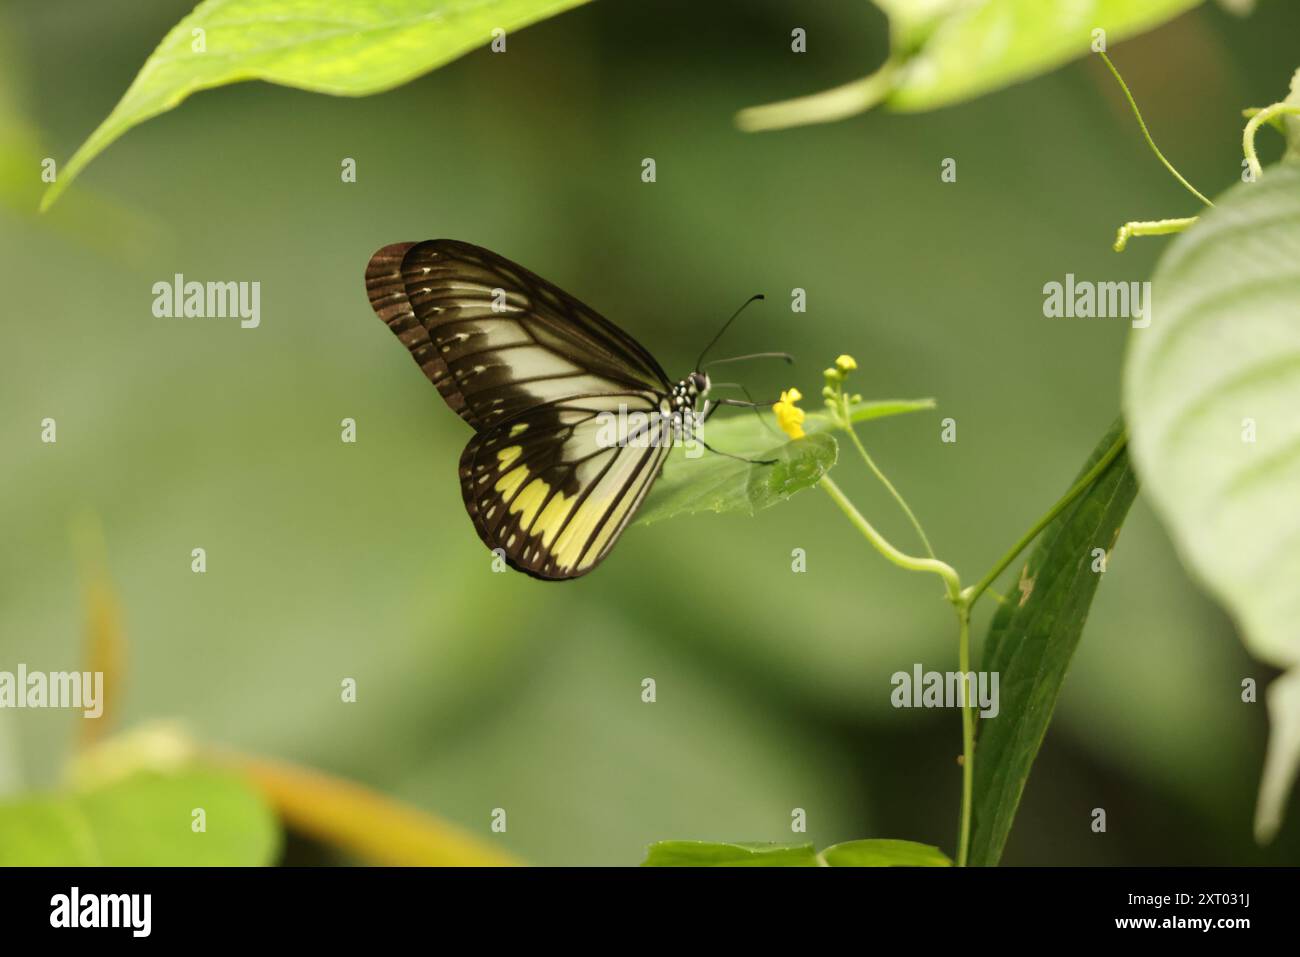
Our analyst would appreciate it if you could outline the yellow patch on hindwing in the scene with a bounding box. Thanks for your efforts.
[495,465,528,499]
[510,479,550,531]
[533,492,575,547]
[553,496,617,570]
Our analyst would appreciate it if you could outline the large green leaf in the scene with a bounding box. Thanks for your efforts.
[0,768,281,866]
[642,841,820,867]
[41,0,593,209]
[969,420,1136,867]
[819,838,952,866]
[1123,162,1300,840]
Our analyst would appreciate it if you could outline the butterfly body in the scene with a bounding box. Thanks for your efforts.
[365,239,720,581]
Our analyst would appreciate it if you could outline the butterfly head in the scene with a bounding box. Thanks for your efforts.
[665,372,710,439]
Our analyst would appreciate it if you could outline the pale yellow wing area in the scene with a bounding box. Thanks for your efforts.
[458,394,672,580]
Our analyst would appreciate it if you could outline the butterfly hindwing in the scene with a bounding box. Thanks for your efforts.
[460,393,671,580]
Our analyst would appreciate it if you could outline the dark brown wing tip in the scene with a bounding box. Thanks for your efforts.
[364,242,417,317]
[366,242,415,277]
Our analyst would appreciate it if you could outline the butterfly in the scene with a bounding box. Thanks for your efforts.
[364,239,780,580]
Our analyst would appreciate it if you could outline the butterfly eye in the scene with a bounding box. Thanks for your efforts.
[689,372,709,394]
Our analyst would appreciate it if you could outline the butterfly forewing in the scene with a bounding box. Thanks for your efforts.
[366,240,669,429]
[366,239,676,579]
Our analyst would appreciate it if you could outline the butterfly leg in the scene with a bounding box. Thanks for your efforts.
[700,439,777,467]
[708,382,779,435]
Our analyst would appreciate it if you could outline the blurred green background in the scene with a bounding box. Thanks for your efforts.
[3,0,1299,865]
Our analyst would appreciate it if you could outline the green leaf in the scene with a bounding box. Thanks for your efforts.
[0,768,281,866]
[969,420,1137,867]
[641,837,950,866]
[887,0,1203,112]
[738,0,1201,130]
[636,433,837,527]
[1123,163,1300,841]
[820,838,952,867]
[873,0,968,55]
[41,0,593,210]
[635,397,932,526]
[642,841,820,867]
[833,397,937,427]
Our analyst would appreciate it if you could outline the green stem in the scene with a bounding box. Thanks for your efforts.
[818,475,961,601]
[1243,103,1300,182]
[956,606,974,867]
[819,472,971,862]
[736,59,899,132]
[1098,51,1213,207]
[964,431,1127,608]
[1113,216,1198,252]
[841,405,936,557]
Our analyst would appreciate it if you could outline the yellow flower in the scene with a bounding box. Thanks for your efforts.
[772,388,806,440]
[835,354,858,372]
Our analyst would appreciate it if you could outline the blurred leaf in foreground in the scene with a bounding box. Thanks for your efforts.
[73,514,126,752]
[0,766,279,866]
[642,841,820,866]
[235,754,522,866]
[818,838,952,866]
[642,838,951,866]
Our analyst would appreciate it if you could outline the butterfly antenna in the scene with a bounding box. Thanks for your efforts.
[695,294,764,370]
[703,351,794,368]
